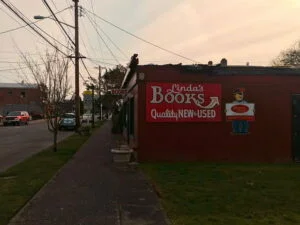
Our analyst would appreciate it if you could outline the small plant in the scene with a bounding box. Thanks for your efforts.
[78,125,91,136]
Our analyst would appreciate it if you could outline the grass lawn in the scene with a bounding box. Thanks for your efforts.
[142,163,300,225]
[0,122,103,225]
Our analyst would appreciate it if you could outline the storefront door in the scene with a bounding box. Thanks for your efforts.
[292,95,300,162]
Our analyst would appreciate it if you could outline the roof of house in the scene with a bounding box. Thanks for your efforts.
[0,83,38,89]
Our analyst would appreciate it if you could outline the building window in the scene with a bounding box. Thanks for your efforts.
[8,90,12,96]
[20,91,26,98]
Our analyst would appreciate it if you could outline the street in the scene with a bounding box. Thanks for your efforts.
[0,120,73,172]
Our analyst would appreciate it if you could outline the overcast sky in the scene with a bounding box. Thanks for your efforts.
[1,0,300,93]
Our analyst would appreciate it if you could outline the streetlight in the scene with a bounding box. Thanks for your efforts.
[33,0,81,130]
[33,15,75,29]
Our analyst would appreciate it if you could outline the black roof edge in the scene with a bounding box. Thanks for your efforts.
[121,54,139,89]
[139,63,300,75]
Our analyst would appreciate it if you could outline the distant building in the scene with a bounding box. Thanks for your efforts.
[0,82,43,116]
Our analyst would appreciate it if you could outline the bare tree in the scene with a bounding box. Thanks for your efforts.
[19,48,71,152]
[272,42,300,67]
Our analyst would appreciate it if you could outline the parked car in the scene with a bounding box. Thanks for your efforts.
[0,114,3,124]
[3,111,30,126]
[81,113,93,123]
[58,113,76,131]
[61,113,75,119]
[30,113,44,120]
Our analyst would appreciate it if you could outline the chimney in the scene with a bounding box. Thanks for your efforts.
[220,58,227,67]
[208,61,213,66]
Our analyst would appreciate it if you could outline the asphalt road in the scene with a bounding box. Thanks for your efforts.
[0,120,74,172]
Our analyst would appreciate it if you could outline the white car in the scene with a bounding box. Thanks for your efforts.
[81,113,93,123]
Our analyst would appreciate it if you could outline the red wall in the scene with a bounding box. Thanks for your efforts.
[131,65,300,163]
[0,87,42,113]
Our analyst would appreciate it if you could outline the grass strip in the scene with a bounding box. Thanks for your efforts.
[0,122,103,225]
[142,163,300,225]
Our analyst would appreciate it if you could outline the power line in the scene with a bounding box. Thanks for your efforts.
[85,13,128,60]
[87,57,119,66]
[70,58,87,84]
[0,0,71,56]
[87,0,103,59]
[84,8,200,64]
[0,62,45,72]
[42,0,75,46]
[6,0,73,52]
[0,72,21,83]
[0,6,51,50]
[80,17,101,60]
[80,58,95,81]
[0,60,22,64]
[0,6,71,35]
[85,13,120,65]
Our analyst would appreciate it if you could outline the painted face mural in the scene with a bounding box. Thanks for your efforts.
[233,88,245,102]
[225,88,255,134]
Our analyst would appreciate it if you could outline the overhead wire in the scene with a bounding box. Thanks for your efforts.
[0,72,21,82]
[0,0,71,56]
[5,0,72,51]
[69,58,88,84]
[85,12,128,60]
[80,17,101,60]
[85,12,120,65]
[0,60,22,64]
[87,0,103,59]
[80,58,95,81]
[0,62,45,72]
[87,57,119,66]
[0,6,71,36]
[42,0,75,46]
[84,8,200,64]
[49,1,97,90]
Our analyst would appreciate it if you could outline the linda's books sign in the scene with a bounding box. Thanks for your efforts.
[146,82,222,122]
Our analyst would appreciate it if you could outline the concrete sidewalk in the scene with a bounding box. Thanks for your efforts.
[8,121,169,225]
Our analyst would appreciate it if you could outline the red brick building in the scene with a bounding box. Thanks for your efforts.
[0,83,43,115]
[120,59,300,163]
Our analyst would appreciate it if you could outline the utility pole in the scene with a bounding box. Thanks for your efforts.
[98,65,103,121]
[73,0,80,130]
[91,85,95,128]
[98,65,101,97]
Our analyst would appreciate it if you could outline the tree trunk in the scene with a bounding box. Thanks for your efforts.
[53,130,58,152]
[53,117,58,152]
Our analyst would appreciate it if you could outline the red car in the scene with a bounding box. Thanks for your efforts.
[3,111,30,126]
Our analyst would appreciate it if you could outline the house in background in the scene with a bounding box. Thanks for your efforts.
[0,82,43,117]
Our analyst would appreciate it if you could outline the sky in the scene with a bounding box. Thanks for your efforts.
[0,0,300,95]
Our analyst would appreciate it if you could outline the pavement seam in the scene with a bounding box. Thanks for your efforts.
[138,170,172,225]
[117,201,122,225]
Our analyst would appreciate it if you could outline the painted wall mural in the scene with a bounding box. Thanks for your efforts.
[146,82,222,122]
[225,88,255,134]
